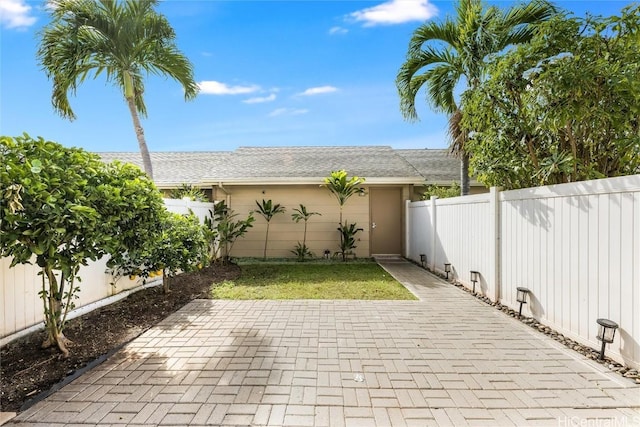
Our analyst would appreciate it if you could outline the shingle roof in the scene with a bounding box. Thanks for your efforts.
[395,149,460,184]
[97,147,461,186]
[97,151,233,185]
[224,146,418,179]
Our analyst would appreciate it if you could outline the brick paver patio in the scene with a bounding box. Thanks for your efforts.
[7,258,640,426]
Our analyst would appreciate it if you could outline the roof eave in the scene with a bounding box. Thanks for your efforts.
[199,177,426,186]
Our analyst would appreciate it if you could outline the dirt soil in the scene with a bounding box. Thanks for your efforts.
[0,263,241,413]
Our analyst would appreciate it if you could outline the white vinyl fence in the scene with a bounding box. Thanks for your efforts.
[1,198,214,345]
[406,175,640,369]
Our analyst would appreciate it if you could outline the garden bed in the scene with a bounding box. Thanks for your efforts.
[0,263,240,413]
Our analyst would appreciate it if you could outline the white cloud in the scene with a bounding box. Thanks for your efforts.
[0,0,37,29]
[298,86,338,96]
[268,108,309,117]
[243,93,276,104]
[329,26,348,35]
[198,80,260,95]
[350,0,437,26]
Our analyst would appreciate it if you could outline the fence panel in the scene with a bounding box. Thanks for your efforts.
[434,194,493,294]
[500,175,640,368]
[407,192,497,297]
[406,201,431,264]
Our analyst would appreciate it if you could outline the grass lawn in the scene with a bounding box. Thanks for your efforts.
[211,262,417,300]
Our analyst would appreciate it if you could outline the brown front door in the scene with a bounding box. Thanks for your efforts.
[370,187,402,255]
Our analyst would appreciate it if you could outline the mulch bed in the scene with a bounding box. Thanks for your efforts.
[0,263,240,413]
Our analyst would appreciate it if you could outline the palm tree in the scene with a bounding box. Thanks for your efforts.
[323,170,365,226]
[255,199,286,260]
[37,0,199,180]
[291,204,321,260]
[396,0,557,195]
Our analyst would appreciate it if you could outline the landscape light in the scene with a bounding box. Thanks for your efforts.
[516,287,531,316]
[596,318,619,360]
[444,263,451,279]
[470,270,480,293]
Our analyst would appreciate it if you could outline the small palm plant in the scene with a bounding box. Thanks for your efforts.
[338,223,364,261]
[204,201,254,265]
[324,170,365,225]
[324,170,365,261]
[255,199,286,260]
[291,204,321,261]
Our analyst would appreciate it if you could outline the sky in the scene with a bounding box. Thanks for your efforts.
[0,0,630,153]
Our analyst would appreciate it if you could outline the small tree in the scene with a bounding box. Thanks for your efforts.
[1,134,165,357]
[291,204,321,261]
[148,212,208,293]
[323,170,365,261]
[204,201,254,265]
[108,211,208,293]
[254,199,285,260]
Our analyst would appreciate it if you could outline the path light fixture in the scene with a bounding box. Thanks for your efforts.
[419,254,426,268]
[444,263,451,280]
[516,287,531,316]
[596,318,619,360]
[470,270,480,293]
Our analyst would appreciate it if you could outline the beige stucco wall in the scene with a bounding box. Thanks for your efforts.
[221,184,371,259]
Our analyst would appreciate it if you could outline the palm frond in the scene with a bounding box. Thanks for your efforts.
[37,0,196,118]
[409,20,459,55]
[397,47,461,120]
[424,64,461,114]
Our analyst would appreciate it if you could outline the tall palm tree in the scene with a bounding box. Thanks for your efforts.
[37,0,199,180]
[396,0,557,195]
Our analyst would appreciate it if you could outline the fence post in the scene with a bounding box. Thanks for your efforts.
[405,199,411,259]
[430,196,438,271]
[489,187,501,302]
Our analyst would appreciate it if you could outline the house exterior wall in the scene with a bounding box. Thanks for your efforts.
[226,184,371,259]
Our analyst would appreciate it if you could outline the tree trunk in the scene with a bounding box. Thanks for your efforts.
[125,96,154,180]
[263,222,270,260]
[162,272,170,294]
[461,153,470,196]
[302,221,308,248]
[40,267,71,357]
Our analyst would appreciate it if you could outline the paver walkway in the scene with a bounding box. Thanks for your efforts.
[7,259,640,426]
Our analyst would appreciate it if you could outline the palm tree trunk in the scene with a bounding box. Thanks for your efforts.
[125,96,154,180]
[461,153,470,196]
[264,222,270,260]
